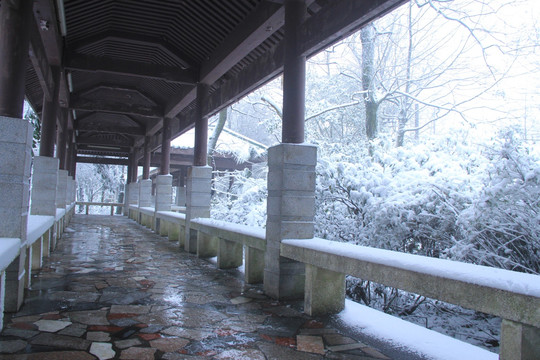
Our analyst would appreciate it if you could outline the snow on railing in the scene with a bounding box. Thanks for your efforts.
[281,237,540,359]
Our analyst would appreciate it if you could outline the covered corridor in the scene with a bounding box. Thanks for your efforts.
[0,215,401,359]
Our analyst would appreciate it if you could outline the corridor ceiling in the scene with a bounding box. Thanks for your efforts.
[23,0,406,162]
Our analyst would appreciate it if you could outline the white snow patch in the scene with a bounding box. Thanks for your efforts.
[27,215,54,245]
[55,208,66,221]
[192,218,265,239]
[0,238,20,271]
[338,299,498,360]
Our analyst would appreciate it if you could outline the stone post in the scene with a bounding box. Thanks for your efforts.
[176,185,186,206]
[264,143,317,300]
[139,179,152,207]
[123,183,130,216]
[138,179,152,226]
[184,166,212,254]
[31,156,59,217]
[126,182,138,219]
[30,156,59,261]
[500,319,540,360]
[56,170,68,210]
[155,175,172,235]
[0,116,33,311]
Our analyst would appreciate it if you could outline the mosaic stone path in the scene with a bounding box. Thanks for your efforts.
[0,215,396,359]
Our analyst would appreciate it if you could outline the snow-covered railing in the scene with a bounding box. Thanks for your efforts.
[281,238,540,359]
[188,218,266,284]
[76,201,123,215]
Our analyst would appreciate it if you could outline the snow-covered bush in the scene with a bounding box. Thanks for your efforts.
[447,129,540,274]
[211,169,267,227]
[315,133,484,258]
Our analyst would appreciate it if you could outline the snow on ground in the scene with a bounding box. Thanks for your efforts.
[338,299,498,360]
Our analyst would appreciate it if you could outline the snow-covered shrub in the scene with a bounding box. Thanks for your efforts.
[211,169,267,227]
[316,133,483,258]
[447,129,540,274]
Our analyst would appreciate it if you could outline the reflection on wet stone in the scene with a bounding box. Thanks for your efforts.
[0,216,393,359]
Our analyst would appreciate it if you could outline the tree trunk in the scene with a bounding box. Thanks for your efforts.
[207,108,227,167]
[361,23,378,140]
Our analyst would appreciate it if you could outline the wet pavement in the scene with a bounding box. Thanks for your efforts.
[0,215,398,359]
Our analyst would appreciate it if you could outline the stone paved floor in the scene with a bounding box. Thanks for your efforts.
[0,215,402,359]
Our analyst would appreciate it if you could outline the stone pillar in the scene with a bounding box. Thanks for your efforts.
[155,175,172,211]
[123,182,130,216]
[264,143,317,300]
[31,156,59,216]
[0,116,33,311]
[184,166,212,253]
[176,186,186,206]
[56,170,68,210]
[138,180,152,207]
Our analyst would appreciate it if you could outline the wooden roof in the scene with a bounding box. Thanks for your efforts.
[23,0,406,162]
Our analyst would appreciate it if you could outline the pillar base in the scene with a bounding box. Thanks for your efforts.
[138,180,152,208]
[184,166,212,253]
[263,143,317,300]
[31,156,59,216]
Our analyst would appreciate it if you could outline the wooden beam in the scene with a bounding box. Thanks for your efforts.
[76,124,145,136]
[72,31,193,69]
[204,0,406,120]
[199,1,283,86]
[76,136,134,147]
[299,0,407,57]
[76,156,129,166]
[77,84,158,105]
[164,1,284,119]
[70,96,163,118]
[65,54,197,85]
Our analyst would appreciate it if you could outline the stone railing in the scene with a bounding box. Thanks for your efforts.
[281,238,540,360]
[126,195,540,359]
[189,218,265,284]
[76,201,124,215]
[0,202,74,329]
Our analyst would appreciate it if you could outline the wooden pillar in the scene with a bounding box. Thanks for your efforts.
[179,167,185,187]
[160,118,171,175]
[57,108,68,169]
[282,0,307,144]
[0,0,32,118]
[143,136,151,180]
[39,68,61,157]
[71,146,77,178]
[194,84,209,166]
[130,152,138,183]
[127,153,133,185]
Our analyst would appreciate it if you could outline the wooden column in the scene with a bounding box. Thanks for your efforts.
[160,118,171,175]
[127,153,133,184]
[0,0,32,118]
[194,84,209,166]
[282,0,307,144]
[143,136,151,180]
[39,68,61,157]
[57,108,68,169]
[130,152,138,183]
[71,146,77,178]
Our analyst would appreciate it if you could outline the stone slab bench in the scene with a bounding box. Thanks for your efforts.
[137,207,155,228]
[155,211,186,241]
[281,238,540,360]
[190,218,266,284]
[0,237,22,329]
[26,215,54,282]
